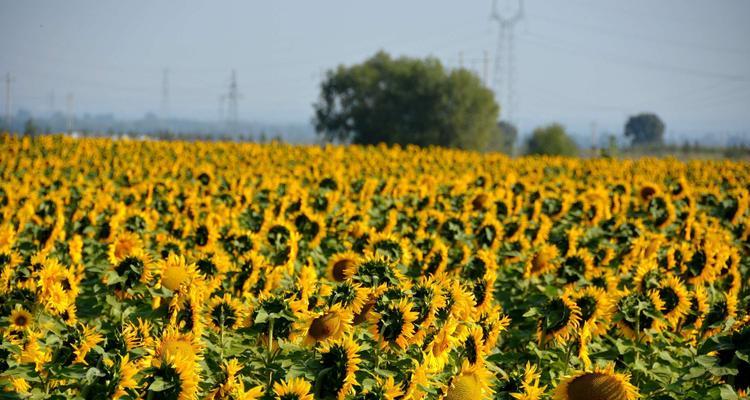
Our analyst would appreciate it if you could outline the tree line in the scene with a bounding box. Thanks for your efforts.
[314,51,671,156]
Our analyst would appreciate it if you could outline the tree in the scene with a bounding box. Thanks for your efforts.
[313,51,500,151]
[486,120,517,155]
[23,118,38,137]
[526,123,578,156]
[624,113,665,146]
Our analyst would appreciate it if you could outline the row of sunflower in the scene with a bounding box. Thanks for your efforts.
[0,134,748,400]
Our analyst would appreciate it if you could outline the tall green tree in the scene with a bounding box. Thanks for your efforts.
[313,51,500,151]
[624,113,665,146]
[526,123,578,156]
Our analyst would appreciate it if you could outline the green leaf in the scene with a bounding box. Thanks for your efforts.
[149,377,175,392]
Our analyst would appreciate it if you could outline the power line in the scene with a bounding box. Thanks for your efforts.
[65,93,74,132]
[528,11,750,57]
[519,31,750,82]
[491,0,524,126]
[225,70,241,131]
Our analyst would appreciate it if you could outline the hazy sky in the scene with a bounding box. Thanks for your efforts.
[1,0,749,140]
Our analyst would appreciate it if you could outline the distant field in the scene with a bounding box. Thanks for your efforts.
[0,135,748,399]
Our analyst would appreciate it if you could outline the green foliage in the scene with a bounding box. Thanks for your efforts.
[486,120,517,155]
[625,112,665,146]
[525,123,578,156]
[313,51,500,151]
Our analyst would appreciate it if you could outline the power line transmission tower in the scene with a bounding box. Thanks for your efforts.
[161,68,170,131]
[491,0,523,126]
[226,70,241,132]
[66,93,74,132]
[4,73,13,131]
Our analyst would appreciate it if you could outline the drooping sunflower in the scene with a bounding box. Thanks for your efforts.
[207,294,246,332]
[656,275,691,329]
[273,377,314,400]
[327,280,369,315]
[112,354,139,400]
[409,277,446,344]
[366,231,413,267]
[371,298,418,350]
[314,336,361,400]
[537,294,582,346]
[524,244,559,279]
[302,304,352,346]
[353,376,403,400]
[72,324,104,365]
[614,289,665,340]
[143,354,199,400]
[565,286,612,337]
[476,304,511,351]
[327,251,359,282]
[508,362,546,400]
[552,363,638,400]
[424,317,465,372]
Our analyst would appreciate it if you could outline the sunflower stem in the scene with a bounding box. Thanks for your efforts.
[563,341,573,375]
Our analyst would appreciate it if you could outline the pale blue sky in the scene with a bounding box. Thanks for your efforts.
[1,0,749,141]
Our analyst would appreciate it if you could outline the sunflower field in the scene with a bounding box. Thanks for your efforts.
[0,134,749,400]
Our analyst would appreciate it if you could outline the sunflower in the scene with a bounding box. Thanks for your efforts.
[159,253,198,293]
[367,232,412,267]
[108,231,144,264]
[656,275,691,329]
[614,290,665,340]
[73,324,104,365]
[154,326,202,366]
[565,286,612,337]
[473,216,503,251]
[327,251,359,282]
[537,295,582,346]
[444,361,494,400]
[475,305,511,351]
[409,277,446,344]
[302,304,352,346]
[552,363,638,400]
[108,248,156,293]
[327,281,369,314]
[509,362,546,400]
[524,244,559,279]
[354,376,403,400]
[144,354,200,400]
[424,317,464,372]
[208,294,245,332]
[9,308,33,331]
[293,206,327,248]
[680,285,709,334]
[112,354,139,400]
[371,298,418,350]
[315,336,361,400]
[273,377,314,400]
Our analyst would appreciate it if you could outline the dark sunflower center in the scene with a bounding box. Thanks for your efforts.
[332,258,355,282]
[567,372,628,400]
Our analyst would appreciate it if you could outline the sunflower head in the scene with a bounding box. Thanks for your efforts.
[273,377,314,400]
[372,298,418,350]
[315,337,361,400]
[9,308,33,331]
[552,364,638,400]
